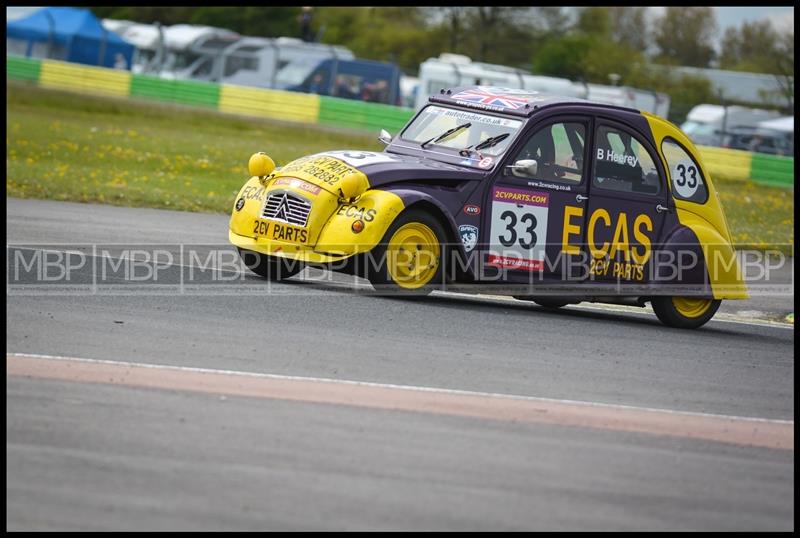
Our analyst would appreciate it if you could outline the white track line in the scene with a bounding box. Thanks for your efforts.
[8,352,792,426]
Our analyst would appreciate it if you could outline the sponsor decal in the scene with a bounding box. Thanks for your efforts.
[241,185,266,201]
[425,106,522,128]
[455,100,506,113]
[253,219,309,244]
[337,204,377,222]
[235,198,245,211]
[463,204,481,216]
[478,157,494,169]
[280,155,360,186]
[253,219,269,236]
[527,179,572,192]
[492,186,549,206]
[272,222,308,244]
[486,255,542,272]
[488,187,550,272]
[451,87,540,110]
[561,205,653,281]
[273,177,322,195]
[459,225,478,253]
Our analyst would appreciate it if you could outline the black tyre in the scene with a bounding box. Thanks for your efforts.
[533,298,571,309]
[367,209,447,296]
[237,248,304,281]
[513,296,572,309]
[651,296,721,329]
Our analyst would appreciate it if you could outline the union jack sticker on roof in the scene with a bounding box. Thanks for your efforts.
[451,86,540,110]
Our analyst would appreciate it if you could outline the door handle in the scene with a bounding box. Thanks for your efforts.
[576,194,588,203]
[656,204,671,213]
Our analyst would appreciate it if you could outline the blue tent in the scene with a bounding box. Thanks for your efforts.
[6,7,135,69]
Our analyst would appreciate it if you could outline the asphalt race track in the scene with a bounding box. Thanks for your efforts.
[6,198,795,531]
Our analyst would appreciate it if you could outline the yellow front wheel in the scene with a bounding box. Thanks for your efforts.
[651,296,722,329]
[368,209,446,295]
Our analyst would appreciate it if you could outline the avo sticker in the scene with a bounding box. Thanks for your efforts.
[463,204,481,216]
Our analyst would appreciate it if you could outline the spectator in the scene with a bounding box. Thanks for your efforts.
[333,75,351,99]
[113,53,128,70]
[747,135,764,153]
[298,6,314,42]
[308,73,324,94]
[362,80,389,104]
[361,81,375,102]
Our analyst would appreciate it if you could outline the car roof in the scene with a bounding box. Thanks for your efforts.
[428,85,640,118]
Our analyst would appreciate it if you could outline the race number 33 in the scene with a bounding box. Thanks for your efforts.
[672,160,702,198]
[488,187,549,271]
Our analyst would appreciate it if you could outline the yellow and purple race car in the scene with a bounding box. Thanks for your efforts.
[230,85,747,329]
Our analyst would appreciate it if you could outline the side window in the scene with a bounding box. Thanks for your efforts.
[593,125,661,195]
[662,139,708,203]
[512,122,585,183]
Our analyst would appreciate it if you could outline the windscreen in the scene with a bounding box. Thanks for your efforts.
[400,105,523,162]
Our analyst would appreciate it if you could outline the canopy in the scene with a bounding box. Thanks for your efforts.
[758,116,794,133]
[7,7,135,69]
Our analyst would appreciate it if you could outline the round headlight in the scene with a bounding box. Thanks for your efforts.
[248,152,275,178]
[338,172,368,201]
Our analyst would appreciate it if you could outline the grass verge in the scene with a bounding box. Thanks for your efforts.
[7,82,382,213]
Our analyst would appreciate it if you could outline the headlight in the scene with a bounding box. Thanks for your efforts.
[248,152,275,178]
[338,172,368,201]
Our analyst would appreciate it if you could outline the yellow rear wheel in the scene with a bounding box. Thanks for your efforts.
[672,297,714,318]
[651,296,721,329]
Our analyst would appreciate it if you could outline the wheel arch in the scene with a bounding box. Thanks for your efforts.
[388,189,475,281]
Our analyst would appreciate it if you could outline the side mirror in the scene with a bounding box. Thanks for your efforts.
[509,159,538,178]
[378,129,392,145]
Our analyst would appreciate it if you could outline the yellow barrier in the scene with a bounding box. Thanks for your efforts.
[219,84,319,124]
[696,145,752,182]
[39,60,131,98]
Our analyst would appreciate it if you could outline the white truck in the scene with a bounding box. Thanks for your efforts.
[102,19,356,89]
[680,104,782,147]
[217,36,353,89]
[415,53,670,117]
[584,83,670,119]
[101,20,240,79]
[415,53,583,111]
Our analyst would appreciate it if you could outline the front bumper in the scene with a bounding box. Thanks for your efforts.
[229,229,353,264]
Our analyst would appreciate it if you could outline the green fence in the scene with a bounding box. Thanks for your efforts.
[7,55,41,82]
[751,153,794,188]
[318,96,414,133]
[130,75,221,108]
